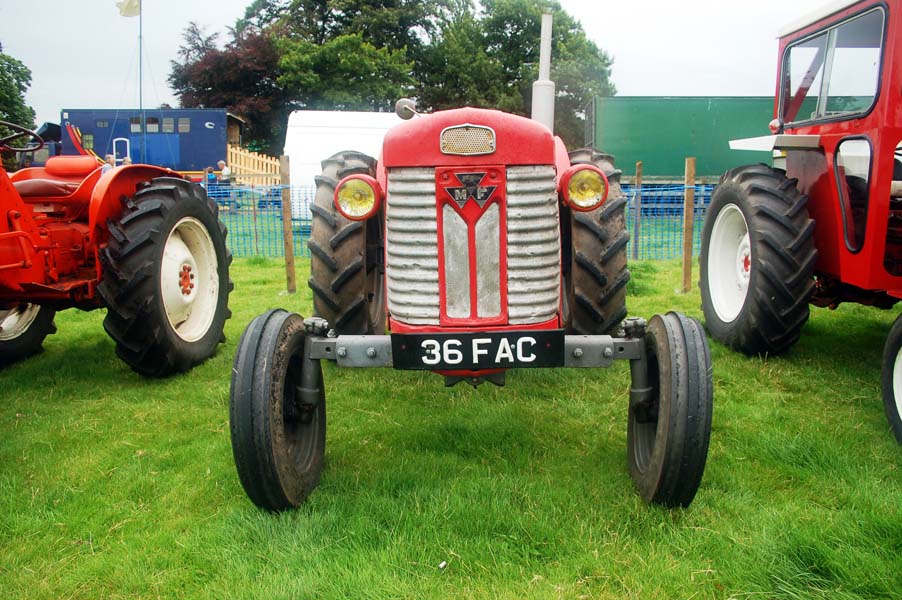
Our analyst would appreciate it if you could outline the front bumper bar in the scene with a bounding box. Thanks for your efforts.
[307,333,644,369]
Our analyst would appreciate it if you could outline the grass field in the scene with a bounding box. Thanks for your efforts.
[2,258,901,599]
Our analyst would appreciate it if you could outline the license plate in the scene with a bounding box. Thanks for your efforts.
[391,330,564,370]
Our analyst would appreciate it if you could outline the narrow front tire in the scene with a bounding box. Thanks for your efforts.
[628,312,713,507]
[229,309,326,511]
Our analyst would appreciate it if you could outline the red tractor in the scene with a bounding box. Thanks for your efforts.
[229,17,714,511]
[699,0,902,442]
[0,121,232,376]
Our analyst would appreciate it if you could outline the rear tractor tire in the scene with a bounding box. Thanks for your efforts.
[98,177,233,377]
[628,312,713,507]
[0,303,56,365]
[563,148,631,335]
[230,309,326,511]
[700,164,817,355]
[881,314,902,444]
[308,151,385,334]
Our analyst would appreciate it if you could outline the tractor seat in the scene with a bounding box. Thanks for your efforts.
[13,179,80,197]
[11,155,101,199]
[44,155,101,178]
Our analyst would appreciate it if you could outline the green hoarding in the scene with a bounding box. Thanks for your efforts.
[590,97,775,179]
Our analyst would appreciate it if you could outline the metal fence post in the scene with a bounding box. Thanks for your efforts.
[280,155,297,294]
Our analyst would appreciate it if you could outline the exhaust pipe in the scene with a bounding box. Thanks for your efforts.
[531,13,555,133]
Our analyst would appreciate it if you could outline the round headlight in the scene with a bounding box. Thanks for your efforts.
[567,168,608,210]
[334,175,382,220]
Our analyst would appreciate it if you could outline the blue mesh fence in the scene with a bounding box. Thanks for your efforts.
[212,183,315,259]
[214,182,714,260]
[622,183,714,260]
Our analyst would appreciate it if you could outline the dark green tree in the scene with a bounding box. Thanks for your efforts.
[277,34,413,111]
[480,0,615,147]
[0,43,36,129]
[411,0,615,147]
[415,12,517,112]
[0,44,37,170]
[238,0,445,50]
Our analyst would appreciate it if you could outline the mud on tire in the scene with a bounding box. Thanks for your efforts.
[308,151,384,334]
[98,177,232,376]
[700,164,817,355]
[562,148,630,335]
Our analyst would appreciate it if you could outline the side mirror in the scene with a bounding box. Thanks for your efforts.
[395,98,418,120]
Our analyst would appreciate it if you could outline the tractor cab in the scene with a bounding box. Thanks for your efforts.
[777,1,902,287]
[729,0,902,294]
[699,0,902,444]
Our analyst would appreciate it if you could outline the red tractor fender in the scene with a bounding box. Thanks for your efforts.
[88,165,184,245]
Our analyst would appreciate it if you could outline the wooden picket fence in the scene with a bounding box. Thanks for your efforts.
[226,144,281,185]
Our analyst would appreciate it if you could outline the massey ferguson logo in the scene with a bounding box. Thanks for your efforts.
[444,172,497,208]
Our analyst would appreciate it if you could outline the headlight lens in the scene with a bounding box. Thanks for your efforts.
[567,169,608,210]
[334,175,382,220]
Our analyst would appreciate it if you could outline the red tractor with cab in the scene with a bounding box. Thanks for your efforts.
[229,16,714,511]
[0,121,232,376]
[699,0,902,442]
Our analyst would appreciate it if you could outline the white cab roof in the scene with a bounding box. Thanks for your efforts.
[779,0,863,37]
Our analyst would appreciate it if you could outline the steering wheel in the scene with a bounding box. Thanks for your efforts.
[0,119,44,153]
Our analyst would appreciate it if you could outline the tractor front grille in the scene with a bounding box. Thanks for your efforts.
[385,168,441,324]
[385,165,560,326]
[506,166,560,323]
[440,125,496,156]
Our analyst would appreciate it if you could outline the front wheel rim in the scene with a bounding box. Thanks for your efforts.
[892,346,902,420]
[0,304,40,341]
[160,217,219,342]
[707,203,751,323]
[283,354,320,470]
[631,348,660,473]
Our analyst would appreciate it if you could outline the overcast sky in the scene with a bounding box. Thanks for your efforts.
[1,0,828,126]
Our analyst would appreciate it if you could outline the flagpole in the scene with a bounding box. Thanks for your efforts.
[139,2,145,162]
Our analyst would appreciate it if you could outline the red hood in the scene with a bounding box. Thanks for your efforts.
[381,107,556,168]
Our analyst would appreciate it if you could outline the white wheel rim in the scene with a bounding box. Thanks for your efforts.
[160,217,219,342]
[707,203,751,323]
[0,304,40,341]
[893,346,902,420]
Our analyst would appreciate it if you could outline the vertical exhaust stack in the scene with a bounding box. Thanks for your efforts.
[531,13,555,133]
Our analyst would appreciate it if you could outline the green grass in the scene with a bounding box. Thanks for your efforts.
[2,258,901,599]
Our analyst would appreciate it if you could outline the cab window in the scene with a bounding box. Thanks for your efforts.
[781,8,884,123]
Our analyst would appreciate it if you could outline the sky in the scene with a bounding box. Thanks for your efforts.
[1,0,830,127]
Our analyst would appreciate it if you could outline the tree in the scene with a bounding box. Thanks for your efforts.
[414,13,517,112]
[169,0,614,151]
[0,43,36,129]
[172,3,440,151]
[277,34,413,111]
[413,0,615,147]
[169,25,290,153]
[479,0,615,147]
[0,44,37,170]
